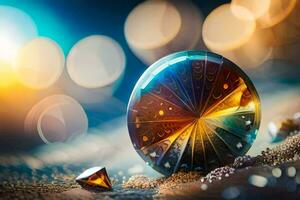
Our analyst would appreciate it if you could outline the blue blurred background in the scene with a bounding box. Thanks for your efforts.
[0,0,227,106]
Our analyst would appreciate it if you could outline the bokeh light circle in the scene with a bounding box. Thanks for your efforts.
[125,0,203,65]
[0,6,38,63]
[127,51,260,176]
[25,95,88,144]
[203,4,256,52]
[203,3,273,69]
[257,0,297,28]
[67,35,126,89]
[231,0,271,20]
[125,0,181,50]
[13,37,65,89]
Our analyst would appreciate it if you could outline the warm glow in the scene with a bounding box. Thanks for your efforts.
[0,61,16,87]
[125,0,203,64]
[0,6,38,64]
[231,0,271,20]
[0,33,20,63]
[248,101,255,110]
[203,4,255,52]
[203,3,273,68]
[125,0,181,50]
[13,37,64,89]
[257,0,297,28]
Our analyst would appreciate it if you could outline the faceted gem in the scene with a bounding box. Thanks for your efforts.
[76,166,112,190]
[127,51,261,176]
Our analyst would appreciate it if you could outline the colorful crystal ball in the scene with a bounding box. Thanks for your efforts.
[127,51,261,176]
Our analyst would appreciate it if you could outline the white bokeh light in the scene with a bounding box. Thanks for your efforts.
[0,6,38,63]
[67,35,125,89]
[63,35,125,105]
[25,95,88,144]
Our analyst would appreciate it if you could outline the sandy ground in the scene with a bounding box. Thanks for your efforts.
[158,161,300,200]
[1,161,299,200]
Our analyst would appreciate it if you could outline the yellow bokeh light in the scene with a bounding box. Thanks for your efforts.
[125,0,203,65]
[13,37,64,90]
[257,0,297,28]
[203,3,273,68]
[203,4,256,52]
[125,0,182,50]
[231,0,271,20]
[0,61,16,87]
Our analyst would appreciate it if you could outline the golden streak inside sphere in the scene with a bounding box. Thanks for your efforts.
[127,51,261,176]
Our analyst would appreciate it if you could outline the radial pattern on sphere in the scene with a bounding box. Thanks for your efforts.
[127,51,261,176]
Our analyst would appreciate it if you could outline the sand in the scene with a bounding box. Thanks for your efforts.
[0,133,299,199]
[122,132,300,199]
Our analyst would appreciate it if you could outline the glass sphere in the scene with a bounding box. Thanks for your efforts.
[127,51,261,176]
